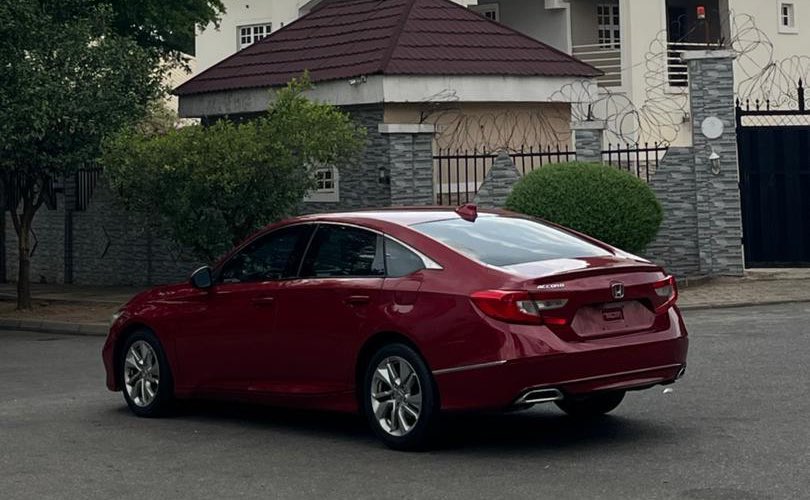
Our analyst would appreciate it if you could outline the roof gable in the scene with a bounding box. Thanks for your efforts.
[176,0,601,96]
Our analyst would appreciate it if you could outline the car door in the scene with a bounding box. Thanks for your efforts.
[173,224,314,392]
[266,224,385,395]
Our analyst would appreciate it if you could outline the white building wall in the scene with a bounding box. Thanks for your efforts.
[195,0,310,73]
[620,0,810,100]
[479,0,571,51]
[543,0,810,145]
[728,0,810,100]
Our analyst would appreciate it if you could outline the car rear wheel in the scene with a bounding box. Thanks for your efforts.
[120,329,174,417]
[555,390,625,418]
[362,344,439,451]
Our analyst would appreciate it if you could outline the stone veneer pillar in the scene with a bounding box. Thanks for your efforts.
[683,50,744,276]
[378,124,435,206]
[473,151,521,208]
[572,121,605,163]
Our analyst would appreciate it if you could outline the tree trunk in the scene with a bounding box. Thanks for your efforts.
[16,214,33,310]
[7,175,46,310]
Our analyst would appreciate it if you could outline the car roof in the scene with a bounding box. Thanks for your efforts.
[295,207,502,227]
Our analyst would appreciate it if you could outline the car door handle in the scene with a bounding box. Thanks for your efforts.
[251,296,276,306]
[344,295,371,306]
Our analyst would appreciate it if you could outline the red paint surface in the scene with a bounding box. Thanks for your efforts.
[102,208,688,413]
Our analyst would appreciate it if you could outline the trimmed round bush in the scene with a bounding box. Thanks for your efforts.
[505,162,663,253]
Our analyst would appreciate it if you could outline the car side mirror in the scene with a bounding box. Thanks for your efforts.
[190,266,213,289]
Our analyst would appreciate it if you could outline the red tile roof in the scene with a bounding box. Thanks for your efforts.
[175,0,601,96]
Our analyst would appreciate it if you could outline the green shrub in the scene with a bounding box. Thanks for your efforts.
[505,162,663,253]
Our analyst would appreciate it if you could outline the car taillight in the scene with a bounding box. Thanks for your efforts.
[653,276,678,313]
[470,290,568,325]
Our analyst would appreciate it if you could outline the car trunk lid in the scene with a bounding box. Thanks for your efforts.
[504,257,675,339]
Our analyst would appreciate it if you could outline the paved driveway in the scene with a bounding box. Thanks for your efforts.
[1,303,809,499]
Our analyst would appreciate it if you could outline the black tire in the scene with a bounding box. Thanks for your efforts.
[555,390,625,418]
[119,329,174,418]
[362,343,439,451]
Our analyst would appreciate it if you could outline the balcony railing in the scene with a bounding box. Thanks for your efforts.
[666,42,717,88]
[572,43,622,87]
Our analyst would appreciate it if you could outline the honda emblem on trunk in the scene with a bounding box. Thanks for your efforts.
[611,282,625,300]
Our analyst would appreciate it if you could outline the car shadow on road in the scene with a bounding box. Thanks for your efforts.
[434,408,678,452]
[109,399,680,454]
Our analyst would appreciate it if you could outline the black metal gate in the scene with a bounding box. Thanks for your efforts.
[736,82,810,267]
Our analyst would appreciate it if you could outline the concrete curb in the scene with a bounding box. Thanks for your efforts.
[678,298,810,311]
[0,318,108,336]
[0,294,126,306]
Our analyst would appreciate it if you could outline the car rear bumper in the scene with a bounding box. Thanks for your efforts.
[433,308,688,411]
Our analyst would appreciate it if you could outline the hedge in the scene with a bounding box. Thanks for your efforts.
[505,162,663,254]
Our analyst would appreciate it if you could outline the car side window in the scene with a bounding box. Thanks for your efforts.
[384,238,425,278]
[219,225,314,283]
[300,225,385,278]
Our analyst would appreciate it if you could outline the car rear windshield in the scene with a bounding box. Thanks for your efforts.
[412,216,611,267]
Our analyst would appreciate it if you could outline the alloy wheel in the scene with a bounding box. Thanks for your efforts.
[124,340,160,407]
[370,356,423,437]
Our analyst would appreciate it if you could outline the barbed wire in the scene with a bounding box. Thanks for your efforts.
[418,12,809,150]
[730,13,810,107]
[417,90,573,151]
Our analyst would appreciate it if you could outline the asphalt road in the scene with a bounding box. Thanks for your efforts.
[1,303,809,499]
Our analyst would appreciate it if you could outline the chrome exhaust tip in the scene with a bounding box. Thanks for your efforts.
[676,364,687,379]
[515,388,564,405]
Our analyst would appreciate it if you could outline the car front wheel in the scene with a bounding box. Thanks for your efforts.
[362,344,439,451]
[120,329,174,417]
[555,390,625,418]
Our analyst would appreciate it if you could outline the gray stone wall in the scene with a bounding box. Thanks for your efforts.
[645,147,700,276]
[686,54,744,276]
[572,123,604,163]
[386,132,434,206]
[647,52,743,278]
[5,207,65,285]
[474,152,521,208]
[4,180,198,287]
[300,104,392,213]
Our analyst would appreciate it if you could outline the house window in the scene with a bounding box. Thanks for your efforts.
[779,2,798,33]
[315,168,335,192]
[597,3,621,48]
[238,23,272,50]
[305,167,340,203]
[470,4,499,22]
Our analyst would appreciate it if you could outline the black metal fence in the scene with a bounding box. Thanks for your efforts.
[433,142,668,205]
[735,81,810,266]
[1,174,56,211]
[735,81,810,128]
[75,167,103,211]
[1,166,103,212]
[602,142,669,182]
[433,145,576,205]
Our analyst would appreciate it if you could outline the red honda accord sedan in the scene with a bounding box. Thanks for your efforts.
[103,206,688,449]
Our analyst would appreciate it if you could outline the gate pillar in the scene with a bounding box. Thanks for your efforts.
[683,50,744,276]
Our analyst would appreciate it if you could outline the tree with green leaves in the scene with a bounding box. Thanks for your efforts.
[42,0,225,58]
[102,77,366,263]
[101,0,225,59]
[0,0,166,308]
